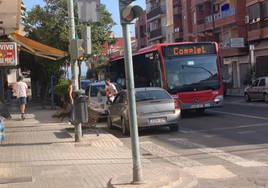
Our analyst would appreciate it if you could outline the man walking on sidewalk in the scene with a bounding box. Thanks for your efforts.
[13,76,28,120]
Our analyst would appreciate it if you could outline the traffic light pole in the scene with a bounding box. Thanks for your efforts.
[68,0,82,142]
[122,24,143,184]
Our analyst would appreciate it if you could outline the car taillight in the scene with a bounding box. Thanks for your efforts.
[174,100,180,110]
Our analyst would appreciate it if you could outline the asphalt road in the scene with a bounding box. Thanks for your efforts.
[101,96,268,188]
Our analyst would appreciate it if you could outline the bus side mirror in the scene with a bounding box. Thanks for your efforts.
[220,57,224,68]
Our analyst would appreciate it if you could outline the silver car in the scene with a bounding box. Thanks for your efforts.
[107,88,181,135]
[244,77,268,103]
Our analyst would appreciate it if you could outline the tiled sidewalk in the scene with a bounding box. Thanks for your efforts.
[0,102,153,188]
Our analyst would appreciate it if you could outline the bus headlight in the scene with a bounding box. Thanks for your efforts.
[214,95,223,102]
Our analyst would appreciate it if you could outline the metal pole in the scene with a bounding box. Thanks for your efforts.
[0,69,4,102]
[68,0,82,142]
[51,75,55,110]
[122,24,143,184]
[211,0,216,41]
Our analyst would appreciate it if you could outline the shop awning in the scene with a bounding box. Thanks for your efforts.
[8,33,68,60]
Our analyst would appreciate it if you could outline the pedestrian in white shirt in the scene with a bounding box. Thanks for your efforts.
[104,78,118,111]
[13,76,28,120]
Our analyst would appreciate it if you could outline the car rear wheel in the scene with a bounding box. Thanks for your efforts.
[264,93,268,103]
[121,117,130,135]
[196,109,205,114]
[169,125,179,132]
[245,93,251,102]
[107,114,114,130]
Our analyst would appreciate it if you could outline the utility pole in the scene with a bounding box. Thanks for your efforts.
[211,0,216,41]
[118,0,144,184]
[67,0,82,142]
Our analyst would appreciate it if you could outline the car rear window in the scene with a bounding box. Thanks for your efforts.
[136,90,171,102]
[90,84,121,97]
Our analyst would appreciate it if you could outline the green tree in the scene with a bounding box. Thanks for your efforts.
[20,0,116,99]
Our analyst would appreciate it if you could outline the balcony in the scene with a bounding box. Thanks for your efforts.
[174,27,183,39]
[205,8,236,24]
[173,2,182,15]
[147,6,166,22]
[148,27,166,41]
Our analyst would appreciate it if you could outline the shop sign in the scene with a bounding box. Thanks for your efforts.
[0,42,18,66]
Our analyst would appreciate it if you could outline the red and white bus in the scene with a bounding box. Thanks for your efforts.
[108,42,224,113]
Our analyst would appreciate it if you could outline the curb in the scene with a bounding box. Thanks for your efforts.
[107,165,196,188]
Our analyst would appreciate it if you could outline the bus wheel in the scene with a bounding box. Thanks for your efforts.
[196,109,205,114]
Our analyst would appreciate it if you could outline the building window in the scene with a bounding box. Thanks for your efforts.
[263,1,268,28]
[183,15,187,26]
[193,11,196,24]
[248,4,261,31]
[140,26,144,38]
[248,4,260,23]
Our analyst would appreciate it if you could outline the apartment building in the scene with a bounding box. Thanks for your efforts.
[145,0,174,46]
[135,11,148,51]
[246,0,268,77]
[176,0,249,89]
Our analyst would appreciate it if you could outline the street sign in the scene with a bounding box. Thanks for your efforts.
[78,0,101,23]
[0,42,18,66]
[230,38,245,48]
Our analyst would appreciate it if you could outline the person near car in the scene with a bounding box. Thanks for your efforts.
[104,78,118,110]
[13,76,28,119]
[68,79,74,122]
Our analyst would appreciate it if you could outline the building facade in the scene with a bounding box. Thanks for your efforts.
[135,11,148,51]
[174,0,249,89]
[246,0,268,77]
[145,0,174,46]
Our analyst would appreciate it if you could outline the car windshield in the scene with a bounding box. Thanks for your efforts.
[136,90,171,102]
[164,55,220,93]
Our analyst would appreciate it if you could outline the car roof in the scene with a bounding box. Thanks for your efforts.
[122,87,165,92]
[81,80,91,82]
[89,82,117,87]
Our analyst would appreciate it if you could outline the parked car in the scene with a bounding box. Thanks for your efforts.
[107,87,181,135]
[244,77,268,103]
[81,80,92,90]
[85,82,121,115]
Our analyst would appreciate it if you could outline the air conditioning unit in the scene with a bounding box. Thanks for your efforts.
[215,4,220,12]
[245,15,249,24]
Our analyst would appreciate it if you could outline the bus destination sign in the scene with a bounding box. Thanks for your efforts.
[163,43,216,57]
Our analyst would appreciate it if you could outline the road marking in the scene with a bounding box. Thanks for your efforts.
[180,130,189,134]
[169,138,268,167]
[140,141,236,179]
[179,123,268,134]
[237,131,257,134]
[203,134,218,138]
[207,110,268,121]
[140,141,202,168]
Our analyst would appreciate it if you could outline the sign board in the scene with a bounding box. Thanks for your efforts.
[78,0,101,23]
[230,38,245,48]
[163,43,216,57]
[0,42,18,66]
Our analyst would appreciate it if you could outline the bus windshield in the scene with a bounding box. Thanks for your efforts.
[164,55,220,93]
